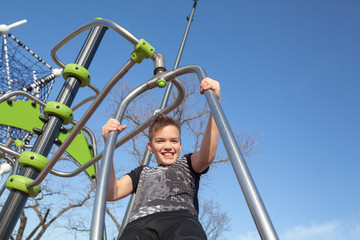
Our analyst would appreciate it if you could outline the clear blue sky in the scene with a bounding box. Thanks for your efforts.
[1,0,359,239]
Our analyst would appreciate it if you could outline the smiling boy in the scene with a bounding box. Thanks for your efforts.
[103,77,220,240]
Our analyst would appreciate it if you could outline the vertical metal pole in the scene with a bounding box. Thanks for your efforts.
[118,0,198,235]
[160,0,198,109]
[203,90,279,240]
[168,64,279,240]
[190,66,278,240]
[0,25,107,240]
[91,82,153,240]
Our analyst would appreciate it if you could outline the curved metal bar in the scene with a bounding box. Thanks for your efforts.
[0,144,20,160]
[164,65,278,239]
[112,64,279,239]
[0,153,15,168]
[71,83,100,111]
[49,124,97,177]
[51,19,140,69]
[0,91,47,107]
[90,72,186,239]
[48,76,185,178]
[0,127,97,179]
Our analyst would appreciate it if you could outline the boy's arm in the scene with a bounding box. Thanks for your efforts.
[107,163,133,201]
[103,118,133,201]
[191,77,221,173]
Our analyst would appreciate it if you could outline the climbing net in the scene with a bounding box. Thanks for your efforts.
[0,32,56,146]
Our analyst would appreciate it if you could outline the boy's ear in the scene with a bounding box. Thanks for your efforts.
[147,141,153,154]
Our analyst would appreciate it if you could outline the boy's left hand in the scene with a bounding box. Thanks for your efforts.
[200,77,221,101]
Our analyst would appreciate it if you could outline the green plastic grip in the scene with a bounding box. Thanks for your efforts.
[63,63,90,87]
[43,101,73,125]
[18,151,49,171]
[6,175,41,198]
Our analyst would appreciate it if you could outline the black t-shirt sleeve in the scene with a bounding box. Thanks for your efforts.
[185,153,209,175]
[126,165,145,194]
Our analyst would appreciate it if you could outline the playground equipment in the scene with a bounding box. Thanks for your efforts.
[0,7,279,240]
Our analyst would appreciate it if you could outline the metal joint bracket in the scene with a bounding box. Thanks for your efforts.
[130,39,155,63]
[43,101,73,125]
[6,175,41,198]
[18,151,49,171]
[63,63,90,87]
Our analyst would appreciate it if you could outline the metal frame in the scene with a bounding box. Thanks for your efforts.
[0,15,279,240]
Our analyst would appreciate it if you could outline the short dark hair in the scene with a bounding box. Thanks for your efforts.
[148,114,181,141]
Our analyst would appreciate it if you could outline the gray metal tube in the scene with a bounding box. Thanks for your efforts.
[179,65,278,240]
[160,0,197,110]
[90,82,149,239]
[90,81,153,239]
[51,19,140,69]
[131,64,279,239]
[71,83,100,111]
[201,83,278,240]
[90,76,185,240]
[119,2,198,233]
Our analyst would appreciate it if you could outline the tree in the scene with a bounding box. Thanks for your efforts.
[199,199,231,240]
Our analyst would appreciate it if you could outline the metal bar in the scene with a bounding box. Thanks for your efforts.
[119,1,198,234]
[90,76,185,240]
[165,65,279,239]
[160,0,197,110]
[130,64,279,239]
[71,83,100,111]
[51,19,140,69]
[0,25,108,240]
[201,85,279,240]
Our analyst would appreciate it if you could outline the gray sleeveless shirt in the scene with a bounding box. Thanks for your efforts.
[127,153,207,223]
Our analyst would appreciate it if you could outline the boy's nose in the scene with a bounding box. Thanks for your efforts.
[164,142,172,149]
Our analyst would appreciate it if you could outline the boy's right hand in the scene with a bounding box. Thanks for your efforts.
[102,118,127,141]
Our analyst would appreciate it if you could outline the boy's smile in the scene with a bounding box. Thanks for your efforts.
[148,125,182,166]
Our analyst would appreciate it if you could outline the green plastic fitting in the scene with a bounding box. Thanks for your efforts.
[6,175,41,198]
[62,63,90,87]
[43,101,73,125]
[130,39,155,63]
[14,140,25,148]
[18,151,49,171]
[157,79,167,88]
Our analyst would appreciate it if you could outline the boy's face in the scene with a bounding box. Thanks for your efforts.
[148,125,182,166]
